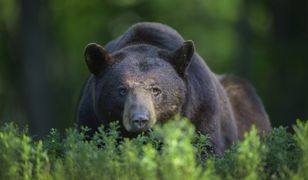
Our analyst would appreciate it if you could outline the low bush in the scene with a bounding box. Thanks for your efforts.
[0,118,307,180]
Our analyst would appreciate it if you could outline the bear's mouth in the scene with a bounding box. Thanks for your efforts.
[119,125,152,138]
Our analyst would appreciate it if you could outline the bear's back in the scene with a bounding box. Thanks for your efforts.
[105,22,185,52]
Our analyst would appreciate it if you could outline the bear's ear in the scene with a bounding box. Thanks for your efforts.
[84,43,113,76]
[170,40,195,77]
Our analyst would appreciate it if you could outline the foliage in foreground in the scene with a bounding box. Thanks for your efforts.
[0,118,307,180]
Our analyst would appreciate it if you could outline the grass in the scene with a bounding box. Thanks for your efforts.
[0,117,307,180]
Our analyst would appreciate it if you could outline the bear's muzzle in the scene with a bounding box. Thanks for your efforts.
[123,89,156,133]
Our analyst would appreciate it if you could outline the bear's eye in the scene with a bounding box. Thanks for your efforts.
[151,87,162,97]
[118,86,128,96]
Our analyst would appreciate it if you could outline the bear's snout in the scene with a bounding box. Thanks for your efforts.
[130,112,150,130]
[123,89,157,133]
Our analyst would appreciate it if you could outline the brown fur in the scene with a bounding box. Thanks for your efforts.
[218,75,271,139]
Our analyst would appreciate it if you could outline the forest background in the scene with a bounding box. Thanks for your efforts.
[0,0,307,135]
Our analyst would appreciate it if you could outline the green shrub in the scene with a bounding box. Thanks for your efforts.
[0,119,307,180]
[292,120,308,179]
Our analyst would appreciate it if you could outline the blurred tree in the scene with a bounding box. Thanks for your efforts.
[18,0,55,136]
[265,0,308,126]
[0,0,26,124]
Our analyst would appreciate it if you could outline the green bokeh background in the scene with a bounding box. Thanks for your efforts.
[0,0,307,135]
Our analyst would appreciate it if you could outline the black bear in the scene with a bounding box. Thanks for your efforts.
[77,22,271,154]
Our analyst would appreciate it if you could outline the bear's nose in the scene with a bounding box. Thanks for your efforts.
[131,112,149,129]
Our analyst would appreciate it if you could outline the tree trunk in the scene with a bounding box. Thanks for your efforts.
[19,0,54,136]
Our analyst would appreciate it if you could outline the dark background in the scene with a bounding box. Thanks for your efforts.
[0,0,307,136]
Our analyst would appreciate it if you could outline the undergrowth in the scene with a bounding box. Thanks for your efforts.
[0,118,307,180]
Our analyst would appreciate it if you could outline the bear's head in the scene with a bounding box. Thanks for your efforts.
[84,41,194,135]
